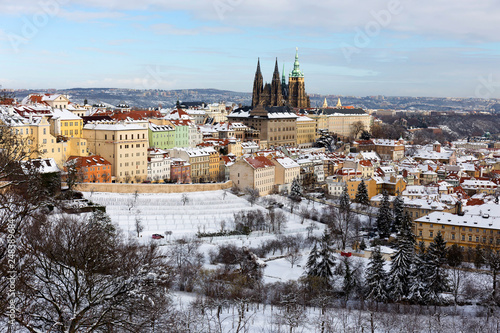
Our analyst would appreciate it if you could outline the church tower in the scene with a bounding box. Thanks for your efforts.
[270,58,284,106]
[252,58,264,107]
[288,48,310,108]
[281,63,289,102]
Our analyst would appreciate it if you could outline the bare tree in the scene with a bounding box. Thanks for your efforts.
[350,120,366,139]
[12,213,174,332]
[285,246,303,268]
[64,158,83,193]
[245,187,259,207]
[181,193,189,206]
[135,214,144,237]
[102,172,111,183]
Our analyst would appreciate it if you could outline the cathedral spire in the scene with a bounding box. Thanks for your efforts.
[256,58,261,75]
[252,58,264,107]
[322,98,328,108]
[336,98,342,108]
[290,47,304,78]
[271,57,283,106]
[282,63,286,85]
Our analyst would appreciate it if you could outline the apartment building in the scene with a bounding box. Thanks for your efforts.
[230,156,276,196]
[83,122,148,183]
[168,147,210,183]
[272,156,300,192]
[414,203,500,251]
[65,155,112,183]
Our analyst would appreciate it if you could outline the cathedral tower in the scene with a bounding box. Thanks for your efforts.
[288,48,310,108]
[270,58,284,106]
[252,58,264,107]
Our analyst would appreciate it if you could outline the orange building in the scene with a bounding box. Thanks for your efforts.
[66,155,112,183]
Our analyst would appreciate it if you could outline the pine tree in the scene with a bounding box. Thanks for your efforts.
[392,195,404,232]
[425,231,450,303]
[355,180,370,206]
[339,186,351,213]
[376,190,392,238]
[408,241,429,304]
[315,230,336,282]
[290,178,302,200]
[365,246,388,302]
[305,242,320,277]
[388,212,415,302]
[342,257,355,300]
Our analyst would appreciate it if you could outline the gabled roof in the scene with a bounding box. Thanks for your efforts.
[245,156,275,169]
[66,155,111,168]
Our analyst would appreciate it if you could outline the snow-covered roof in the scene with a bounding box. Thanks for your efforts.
[273,157,300,169]
[416,203,500,230]
[84,122,145,131]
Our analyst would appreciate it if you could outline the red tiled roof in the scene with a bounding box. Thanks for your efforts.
[67,155,111,168]
[245,156,274,169]
[359,159,373,167]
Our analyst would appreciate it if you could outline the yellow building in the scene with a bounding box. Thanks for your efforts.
[51,109,84,139]
[0,108,87,167]
[272,157,300,192]
[83,122,149,183]
[325,108,371,138]
[167,147,210,183]
[206,147,220,182]
[346,178,378,201]
[414,204,500,251]
[296,115,317,148]
[230,156,276,196]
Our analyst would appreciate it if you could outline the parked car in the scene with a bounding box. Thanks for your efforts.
[152,234,165,239]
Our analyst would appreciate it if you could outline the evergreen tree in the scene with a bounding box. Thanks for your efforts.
[408,241,429,304]
[425,231,450,303]
[290,178,302,200]
[392,195,405,232]
[305,241,320,277]
[365,246,388,302]
[474,245,485,269]
[388,212,415,302]
[342,257,355,300]
[335,186,354,250]
[355,180,370,206]
[83,98,88,105]
[376,190,392,238]
[339,186,350,213]
[315,229,336,282]
[360,130,371,140]
[447,243,463,267]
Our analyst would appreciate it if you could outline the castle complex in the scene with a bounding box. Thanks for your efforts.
[251,48,310,109]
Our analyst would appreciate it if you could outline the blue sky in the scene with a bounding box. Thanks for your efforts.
[1,0,500,98]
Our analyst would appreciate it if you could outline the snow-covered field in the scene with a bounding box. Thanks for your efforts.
[83,190,499,332]
[84,190,328,283]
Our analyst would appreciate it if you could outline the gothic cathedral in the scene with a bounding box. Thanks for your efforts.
[251,48,310,109]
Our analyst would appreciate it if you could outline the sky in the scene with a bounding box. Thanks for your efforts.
[1,0,500,98]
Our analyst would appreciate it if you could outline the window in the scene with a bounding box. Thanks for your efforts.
[430,231,433,238]
[451,234,455,240]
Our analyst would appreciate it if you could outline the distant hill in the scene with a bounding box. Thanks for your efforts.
[12,88,500,112]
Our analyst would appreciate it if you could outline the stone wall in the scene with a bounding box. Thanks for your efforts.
[75,181,233,194]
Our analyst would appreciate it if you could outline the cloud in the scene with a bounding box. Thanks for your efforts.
[2,1,500,42]
[150,23,239,36]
